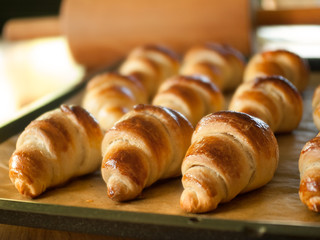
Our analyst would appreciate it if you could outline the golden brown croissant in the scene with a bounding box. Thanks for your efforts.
[82,72,147,130]
[180,42,246,91]
[312,85,320,130]
[228,75,303,133]
[119,44,180,99]
[101,104,193,201]
[299,132,320,212]
[152,75,225,126]
[9,105,104,198]
[244,49,310,92]
[180,111,279,213]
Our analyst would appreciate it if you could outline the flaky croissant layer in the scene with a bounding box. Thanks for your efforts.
[180,111,279,213]
[152,75,225,127]
[119,44,180,99]
[101,104,193,202]
[82,72,148,131]
[9,105,104,198]
[244,49,309,92]
[180,42,246,92]
[299,132,320,212]
[229,75,303,133]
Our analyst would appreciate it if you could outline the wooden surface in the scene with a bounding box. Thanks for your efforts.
[3,16,60,41]
[3,0,253,70]
[257,7,320,26]
[61,0,252,70]
[4,1,320,71]
[0,224,131,240]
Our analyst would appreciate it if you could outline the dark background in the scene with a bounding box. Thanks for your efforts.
[0,0,61,34]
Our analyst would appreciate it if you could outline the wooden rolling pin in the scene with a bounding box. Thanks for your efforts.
[4,0,320,70]
[2,0,253,70]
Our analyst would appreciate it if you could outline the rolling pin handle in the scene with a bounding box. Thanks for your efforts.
[2,16,61,41]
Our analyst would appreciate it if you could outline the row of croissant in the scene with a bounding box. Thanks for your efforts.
[9,42,320,213]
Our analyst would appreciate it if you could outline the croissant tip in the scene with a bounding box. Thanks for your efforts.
[10,177,39,198]
[107,177,139,202]
[180,189,200,213]
[307,196,320,212]
[107,183,126,201]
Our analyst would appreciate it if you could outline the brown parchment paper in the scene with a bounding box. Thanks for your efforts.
[1,73,320,227]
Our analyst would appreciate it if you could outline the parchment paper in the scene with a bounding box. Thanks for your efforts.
[1,73,320,227]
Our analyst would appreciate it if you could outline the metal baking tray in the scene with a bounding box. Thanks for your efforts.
[1,64,320,240]
[0,198,319,240]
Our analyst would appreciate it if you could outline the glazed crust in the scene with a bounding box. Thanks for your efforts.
[152,75,225,126]
[180,111,279,213]
[180,42,246,91]
[101,104,193,202]
[82,72,147,130]
[244,49,310,92]
[119,44,180,98]
[9,105,104,198]
[229,75,303,133]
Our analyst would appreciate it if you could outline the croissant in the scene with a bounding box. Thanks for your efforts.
[82,72,147,130]
[101,104,193,201]
[299,132,320,212]
[119,44,180,99]
[152,75,225,126]
[228,75,303,133]
[180,42,246,91]
[312,85,320,130]
[180,111,279,213]
[9,105,104,198]
[243,49,309,92]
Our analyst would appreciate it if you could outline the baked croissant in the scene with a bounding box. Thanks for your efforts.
[299,132,320,212]
[82,72,147,130]
[244,49,309,92]
[180,42,246,91]
[180,111,279,213]
[119,44,180,99]
[101,104,193,201]
[312,85,320,130]
[9,105,104,198]
[152,75,225,126]
[228,75,303,133]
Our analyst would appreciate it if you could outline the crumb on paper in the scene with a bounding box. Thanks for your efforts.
[85,199,94,203]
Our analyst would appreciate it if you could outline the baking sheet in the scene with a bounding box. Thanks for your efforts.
[0,72,320,239]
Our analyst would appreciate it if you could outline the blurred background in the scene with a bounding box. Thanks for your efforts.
[0,0,83,125]
[256,0,320,61]
[0,0,61,32]
[0,0,319,126]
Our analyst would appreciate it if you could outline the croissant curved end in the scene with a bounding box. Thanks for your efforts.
[180,189,200,213]
[180,188,220,213]
[106,175,141,202]
[14,180,36,198]
[9,170,43,198]
[307,196,320,212]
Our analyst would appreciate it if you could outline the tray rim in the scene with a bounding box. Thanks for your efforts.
[0,62,119,144]
[0,198,320,240]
